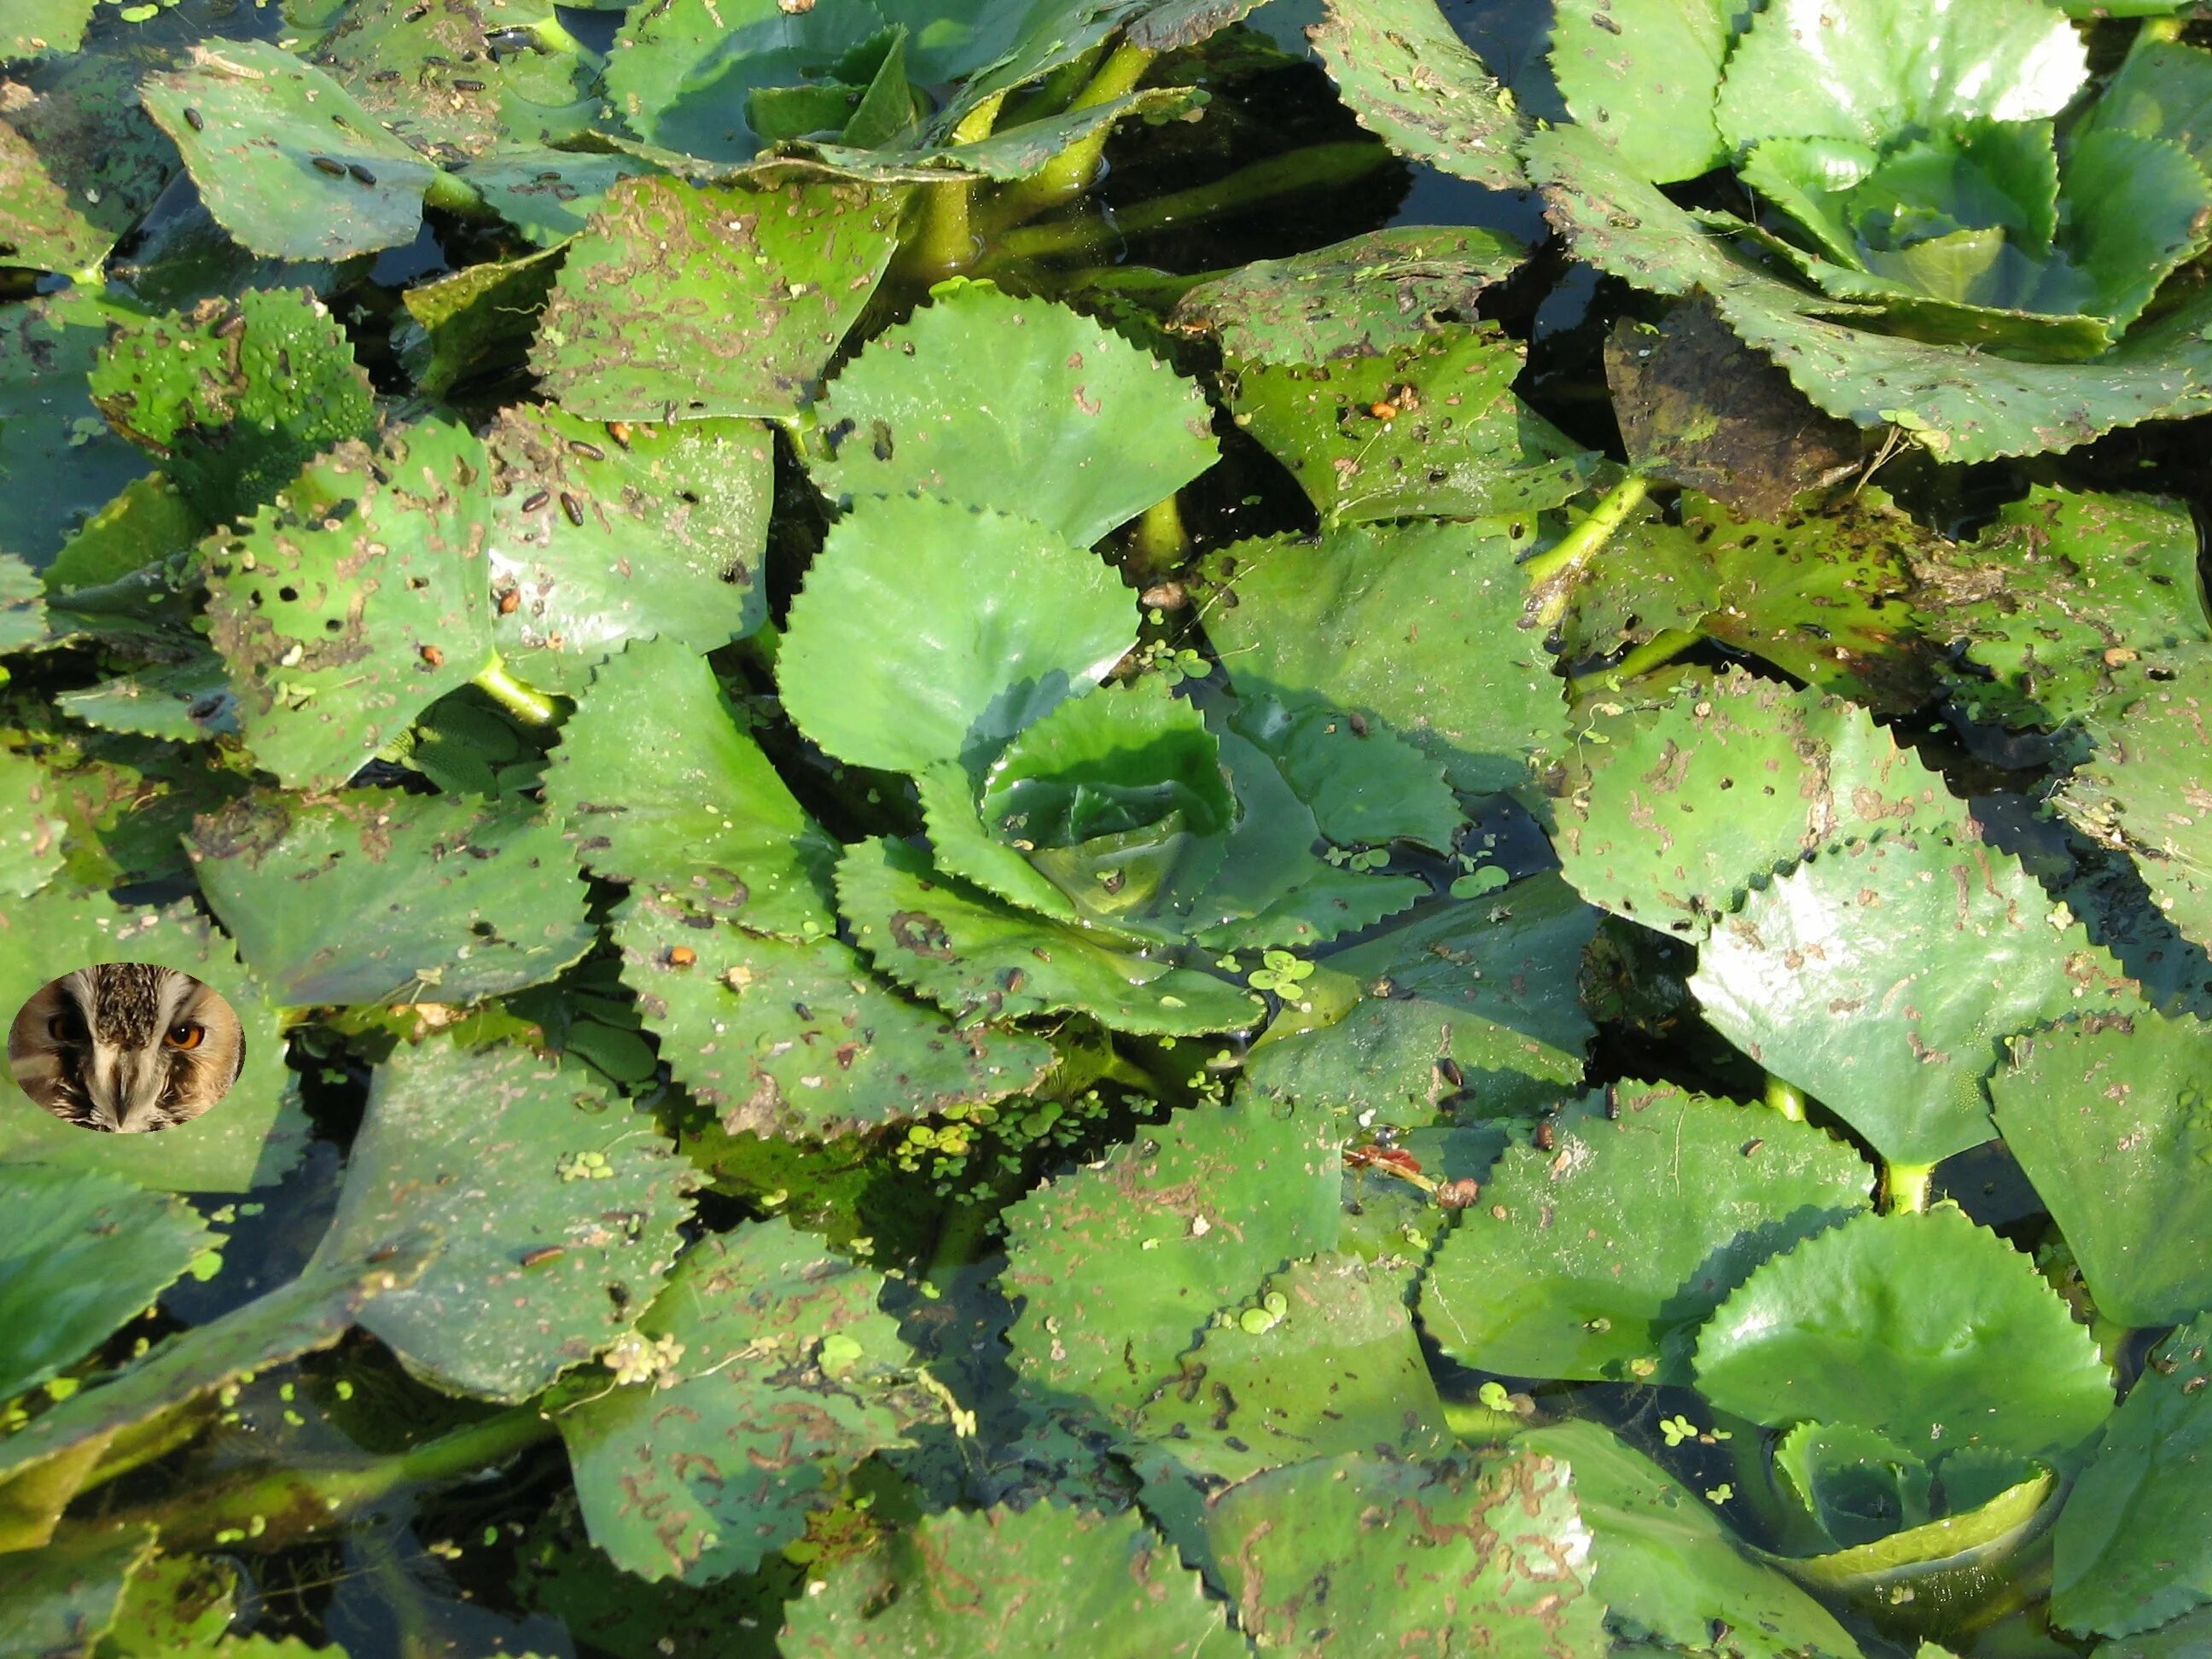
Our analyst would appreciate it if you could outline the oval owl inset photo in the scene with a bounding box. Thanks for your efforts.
[8,964,247,1133]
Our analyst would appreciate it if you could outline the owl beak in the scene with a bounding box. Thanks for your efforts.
[84,1042,168,1133]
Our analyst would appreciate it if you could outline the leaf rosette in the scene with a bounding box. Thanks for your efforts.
[1521,0,2212,457]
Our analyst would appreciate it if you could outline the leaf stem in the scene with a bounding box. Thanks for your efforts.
[1441,1400,1525,1442]
[1129,492,1190,580]
[103,1404,556,1552]
[1569,626,1700,692]
[1762,1075,1807,1124]
[904,92,1007,279]
[1522,474,1650,632]
[989,142,1392,263]
[2139,14,2186,42]
[422,167,489,218]
[474,660,560,725]
[1002,41,1157,218]
[1881,1160,1935,1214]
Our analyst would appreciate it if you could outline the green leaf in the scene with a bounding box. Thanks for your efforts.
[1126,1252,1452,1558]
[1912,488,2211,730]
[458,148,661,248]
[1224,324,1593,526]
[0,293,152,567]
[614,890,1051,1139]
[545,637,837,935]
[1310,0,1522,189]
[1993,1012,2212,1330]
[0,746,65,898]
[203,422,494,793]
[0,1244,433,1487]
[1690,832,2135,1167]
[0,0,96,59]
[189,788,591,1006]
[0,888,306,1195]
[2073,38,2212,176]
[528,174,903,421]
[1694,1207,2113,1462]
[1776,1422,1935,1550]
[2056,1318,2212,1637]
[1228,692,1459,850]
[780,1504,1250,1658]
[53,656,240,747]
[969,675,1231,933]
[1171,225,1527,364]
[311,0,595,159]
[1002,1092,1342,1424]
[1525,122,2212,463]
[0,1524,157,1659]
[1551,669,1967,934]
[308,1038,697,1402]
[1777,1467,2058,1603]
[1424,1082,1871,1383]
[1522,1418,1866,1658]
[0,555,44,655]
[812,282,1218,547]
[0,118,112,276]
[3,54,174,277]
[2056,661,2212,953]
[0,1167,212,1405]
[1199,1449,1606,1653]
[140,41,440,262]
[779,494,1137,775]
[1202,520,1560,795]
[88,288,376,528]
[837,836,1264,1034]
[1552,0,1743,184]
[556,1219,918,1584]
[397,245,566,399]
[2093,1608,2212,1659]
[484,406,770,693]
[1714,0,2087,152]
[605,0,889,165]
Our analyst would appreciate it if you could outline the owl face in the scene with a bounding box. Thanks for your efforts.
[8,964,247,1133]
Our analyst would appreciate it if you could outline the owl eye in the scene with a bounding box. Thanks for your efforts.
[165,1022,206,1051]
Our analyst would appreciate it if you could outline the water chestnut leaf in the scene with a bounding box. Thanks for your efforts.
[203,422,494,794]
[557,1219,918,1585]
[398,247,567,399]
[1911,487,2210,731]
[2055,661,2212,954]
[0,0,96,59]
[0,1523,157,1658]
[0,887,305,1195]
[0,747,65,898]
[1523,1418,1866,1658]
[529,174,904,421]
[1424,1082,1871,1384]
[0,1167,213,1406]
[1223,324,1594,527]
[837,835,1265,1033]
[485,405,771,694]
[1691,831,2135,1168]
[1199,1447,1606,1654]
[780,1503,1250,1658]
[1775,1422,1935,1551]
[0,117,114,276]
[614,890,1051,1140]
[779,493,1137,776]
[1551,0,1743,185]
[1126,1251,1452,1560]
[189,789,595,1007]
[457,148,661,248]
[1777,1466,2059,1610]
[1246,873,1597,1121]
[1694,1206,2112,1463]
[546,637,838,936]
[1713,0,2087,154]
[812,282,1219,548]
[1311,0,1523,189]
[1202,519,1562,796]
[141,41,441,262]
[1552,669,1968,934]
[1002,1090,1342,1425]
[87,288,376,530]
[1993,1011,2212,1330]
[1227,691,1460,851]
[2055,1318,2212,1639]
[1172,225,1528,364]
[0,1240,434,1488]
[309,1039,698,1402]
[0,292,151,567]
